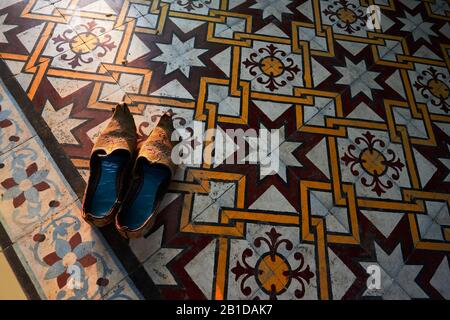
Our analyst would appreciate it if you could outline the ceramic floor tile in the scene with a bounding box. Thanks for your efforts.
[0,0,449,300]
[0,136,79,243]
[13,201,136,299]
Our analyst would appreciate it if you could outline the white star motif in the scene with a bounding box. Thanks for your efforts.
[398,12,437,43]
[278,135,303,182]
[41,101,86,145]
[361,243,428,299]
[152,34,207,77]
[247,124,302,182]
[336,57,382,100]
[250,0,293,21]
[0,14,17,43]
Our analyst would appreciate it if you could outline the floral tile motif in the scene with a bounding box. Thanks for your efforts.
[340,130,409,198]
[0,137,77,242]
[321,0,369,37]
[409,64,450,115]
[229,224,317,300]
[240,41,304,94]
[14,202,139,299]
[0,0,449,300]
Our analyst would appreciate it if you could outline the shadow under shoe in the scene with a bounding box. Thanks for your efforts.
[82,102,137,227]
[115,113,177,238]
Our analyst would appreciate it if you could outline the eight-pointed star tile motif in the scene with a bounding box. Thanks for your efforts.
[248,124,302,182]
[398,12,438,43]
[361,243,428,299]
[336,57,382,100]
[152,34,208,77]
[250,0,293,21]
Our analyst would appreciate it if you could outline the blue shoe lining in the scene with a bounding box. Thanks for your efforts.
[90,154,127,218]
[122,164,169,230]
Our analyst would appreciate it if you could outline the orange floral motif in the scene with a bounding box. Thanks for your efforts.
[414,66,450,113]
[243,44,300,92]
[341,131,404,196]
[323,0,367,34]
[52,20,116,69]
[231,228,314,300]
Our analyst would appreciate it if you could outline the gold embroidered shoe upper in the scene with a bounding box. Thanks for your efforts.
[91,102,137,157]
[82,102,137,227]
[115,112,176,238]
[136,113,177,177]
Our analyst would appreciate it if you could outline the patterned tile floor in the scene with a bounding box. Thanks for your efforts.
[0,0,449,300]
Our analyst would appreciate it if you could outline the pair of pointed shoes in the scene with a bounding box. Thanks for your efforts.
[81,103,176,238]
